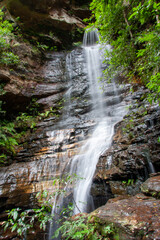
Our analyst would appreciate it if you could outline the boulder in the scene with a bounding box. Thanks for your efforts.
[92,193,160,239]
[141,174,160,198]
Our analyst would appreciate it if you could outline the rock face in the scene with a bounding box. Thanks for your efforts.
[93,87,160,201]
[93,192,160,240]
[0,6,160,237]
[0,45,68,114]
[0,45,130,239]
[89,88,160,240]
[5,0,91,48]
[141,174,160,198]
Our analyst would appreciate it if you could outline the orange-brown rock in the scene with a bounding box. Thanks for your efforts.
[141,174,160,198]
[93,193,160,239]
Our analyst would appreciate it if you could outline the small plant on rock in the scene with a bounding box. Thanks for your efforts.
[3,174,119,239]
[0,8,19,66]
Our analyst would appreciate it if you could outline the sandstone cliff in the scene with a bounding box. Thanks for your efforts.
[0,1,160,239]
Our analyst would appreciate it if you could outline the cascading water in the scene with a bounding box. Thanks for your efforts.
[83,30,104,118]
[70,30,127,214]
[49,29,127,239]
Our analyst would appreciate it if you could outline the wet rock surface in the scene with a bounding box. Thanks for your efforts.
[0,30,160,239]
[141,174,160,198]
[95,87,160,194]
[0,0,159,239]
[93,193,160,240]
[0,50,67,114]
[0,45,130,239]
[90,87,160,240]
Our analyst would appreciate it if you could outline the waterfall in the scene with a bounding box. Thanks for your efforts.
[70,30,126,214]
[142,149,156,174]
[70,121,115,214]
[49,29,127,239]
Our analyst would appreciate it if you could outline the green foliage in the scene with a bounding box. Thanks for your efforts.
[3,174,78,237]
[122,179,134,186]
[129,1,160,26]
[15,113,37,131]
[88,0,160,103]
[38,98,66,120]
[38,107,60,120]
[122,120,135,135]
[0,95,65,165]
[26,98,40,116]
[0,112,38,164]
[147,72,160,103]
[36,41,49,51]
[54,214,117,240]
[50,46,58,51]
[0,122,19,164]
[3,174,119,239]
[0,8,19,65]
[0,100,38,164]
[135,28,160,95]
[3,197,53,237]
[73,41,82,47]
[0,97,43,164]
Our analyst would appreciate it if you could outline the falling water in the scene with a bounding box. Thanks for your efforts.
[70,30,127,214]
[83,34,104,117]
[142,149,156,174]
[70,120,115,214]
[49,29,127,238]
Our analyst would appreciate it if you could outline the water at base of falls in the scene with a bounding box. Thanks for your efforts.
[49,30,127,239]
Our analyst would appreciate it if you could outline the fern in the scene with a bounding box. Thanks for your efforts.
[0,121,19,162]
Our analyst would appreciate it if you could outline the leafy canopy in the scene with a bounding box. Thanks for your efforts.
[88,0,160,103]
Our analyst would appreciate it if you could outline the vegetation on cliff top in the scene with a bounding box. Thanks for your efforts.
[87,0,160,103]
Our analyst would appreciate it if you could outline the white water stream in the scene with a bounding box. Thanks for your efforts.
[49,30,127,239]
[70,30,126,214]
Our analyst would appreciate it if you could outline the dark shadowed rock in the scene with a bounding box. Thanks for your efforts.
[0,72,10,83]
[6,0,90,48]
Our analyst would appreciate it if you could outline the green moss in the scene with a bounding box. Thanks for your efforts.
[137,229,145,237]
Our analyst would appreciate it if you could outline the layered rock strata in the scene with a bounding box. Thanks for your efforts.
[90,87,160,240]
[93,87,160,202]
[0,46,130,239]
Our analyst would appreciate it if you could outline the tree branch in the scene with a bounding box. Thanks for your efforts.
[123,9,133,39]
